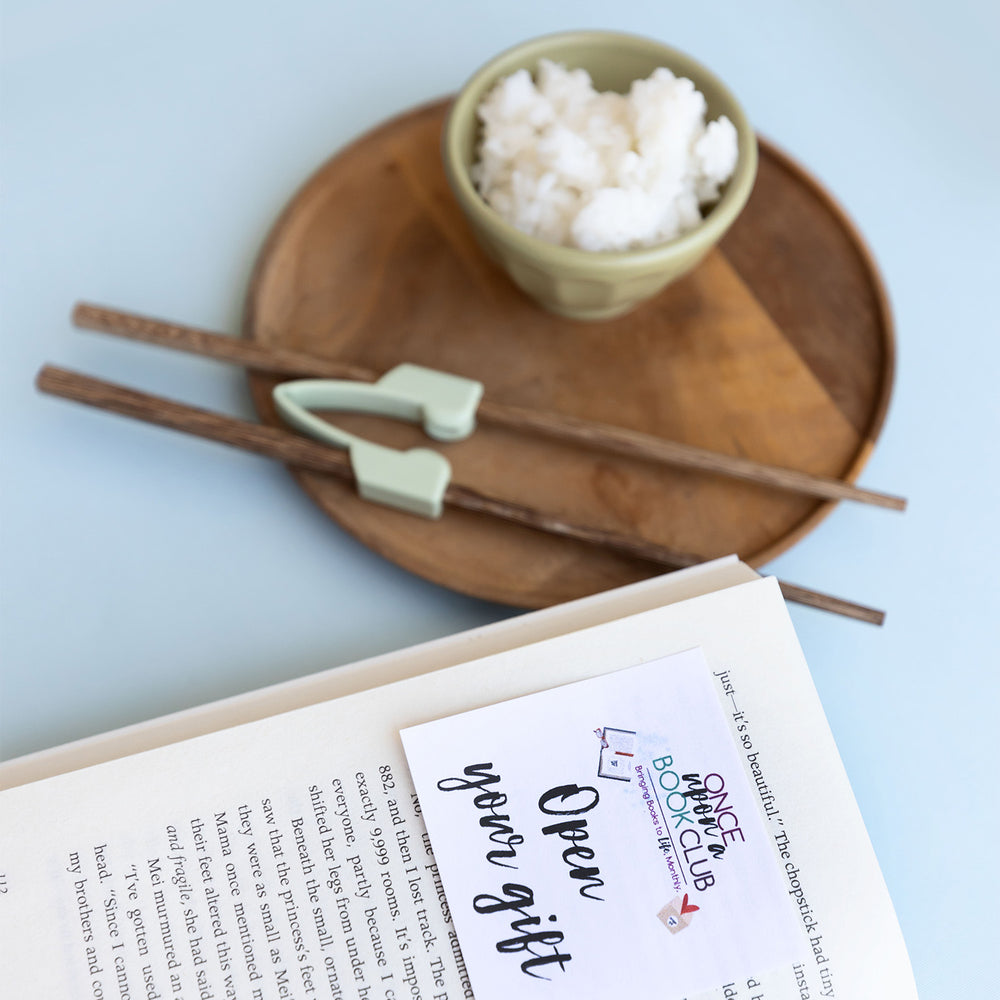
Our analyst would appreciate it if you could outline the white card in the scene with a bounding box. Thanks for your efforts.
[401,647,805,1000]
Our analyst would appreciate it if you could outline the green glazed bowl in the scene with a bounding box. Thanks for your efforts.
[442,31,758,321]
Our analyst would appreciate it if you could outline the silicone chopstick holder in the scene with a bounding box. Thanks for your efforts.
[272,363,484,518]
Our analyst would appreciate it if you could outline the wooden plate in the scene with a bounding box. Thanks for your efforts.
[244,99,894,609]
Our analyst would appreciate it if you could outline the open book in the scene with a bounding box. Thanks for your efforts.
[0,557,917,999]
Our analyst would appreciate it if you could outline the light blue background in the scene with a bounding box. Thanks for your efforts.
[2,2,997,996]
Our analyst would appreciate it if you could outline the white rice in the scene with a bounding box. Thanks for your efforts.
[471,59,739,252]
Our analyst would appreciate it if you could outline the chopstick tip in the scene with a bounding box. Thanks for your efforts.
[71,301,96,327]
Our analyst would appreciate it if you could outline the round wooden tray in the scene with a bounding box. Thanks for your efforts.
[244,99,894,609]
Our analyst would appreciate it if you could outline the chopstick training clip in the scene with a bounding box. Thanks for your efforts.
[272,364,483,518]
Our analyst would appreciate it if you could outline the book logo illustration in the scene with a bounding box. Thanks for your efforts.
[657,893,700,934]
[595,727,636,781]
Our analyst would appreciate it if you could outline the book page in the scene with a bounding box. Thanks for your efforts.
[0,578,916,999]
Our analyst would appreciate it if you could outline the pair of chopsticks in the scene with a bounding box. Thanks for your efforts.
[37,304,906,625]
[73,304,907,511]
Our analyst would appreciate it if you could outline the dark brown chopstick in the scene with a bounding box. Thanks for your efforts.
[72,303,907,512]
[35,363,885,625]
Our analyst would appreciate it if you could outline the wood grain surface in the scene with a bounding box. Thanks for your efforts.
[244,99,895,609]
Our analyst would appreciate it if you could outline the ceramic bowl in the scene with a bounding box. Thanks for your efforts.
[442,30,758,320]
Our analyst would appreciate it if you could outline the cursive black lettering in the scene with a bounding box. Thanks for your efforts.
[437,763,502,794]
[538,784,600,816]
[472,884,572,980]
[538,784,605,901]
[437,764,523,868]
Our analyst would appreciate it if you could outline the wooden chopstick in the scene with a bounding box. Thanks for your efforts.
[72,303,907,512]
[35,363,885,625]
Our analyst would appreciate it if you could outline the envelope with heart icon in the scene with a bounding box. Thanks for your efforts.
[658,892,701,934]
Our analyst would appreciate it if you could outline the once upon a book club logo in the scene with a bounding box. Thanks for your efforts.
[597,728,748,936]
